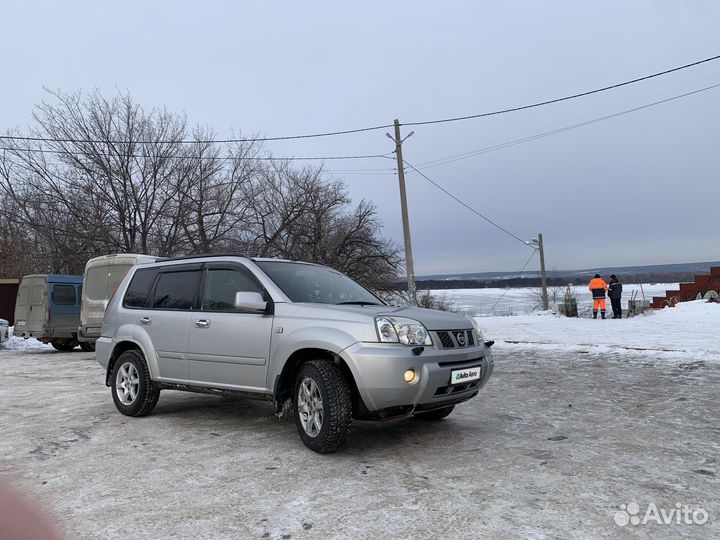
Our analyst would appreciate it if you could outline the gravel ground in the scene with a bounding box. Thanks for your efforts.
[0,346,718,539]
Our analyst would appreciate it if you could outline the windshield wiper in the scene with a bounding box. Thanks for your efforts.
[337,301,382,306]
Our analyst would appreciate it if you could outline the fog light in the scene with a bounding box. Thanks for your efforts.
[404,369,416,383]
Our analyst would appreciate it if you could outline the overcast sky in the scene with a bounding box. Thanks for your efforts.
[2,1,719,275]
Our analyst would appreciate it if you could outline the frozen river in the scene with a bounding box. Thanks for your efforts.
[428,283,678,316]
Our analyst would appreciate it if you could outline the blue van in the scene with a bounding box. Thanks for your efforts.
[13,274,89,351]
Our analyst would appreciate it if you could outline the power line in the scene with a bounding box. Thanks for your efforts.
[414,83,720,170]
[403,54,720,127]
[0,54,718,146]
[0,124,394,145]
[4,81,716,175]
[402,160,531,247]
[0,145,392,162]
[323,170,396,175]
[485,250,538,315]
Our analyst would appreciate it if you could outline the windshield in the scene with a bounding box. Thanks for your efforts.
[255,261,384,305]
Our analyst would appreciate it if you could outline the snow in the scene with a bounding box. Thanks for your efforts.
[0,328,53,351]
[475,299,720,361]
[0,294,717,538]
[430,282,678,316]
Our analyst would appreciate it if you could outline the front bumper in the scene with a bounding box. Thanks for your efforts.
[341,341,494,412]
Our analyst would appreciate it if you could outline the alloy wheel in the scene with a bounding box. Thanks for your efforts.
[297,377,324,438]
[115,362,140,405]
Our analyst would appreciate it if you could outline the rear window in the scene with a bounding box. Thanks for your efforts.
[17,285,30,304]
[108,265,132,294]
[86,264,133,301]
[53,284,76,305]
[123,268,160,308]
[152,271,201,310]
[30,285,44,304]
[85,266,108,300]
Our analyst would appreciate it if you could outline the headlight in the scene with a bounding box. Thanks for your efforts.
[375,317,432,346]
[469,317,484,343]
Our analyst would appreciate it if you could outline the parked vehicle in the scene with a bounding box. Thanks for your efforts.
[0,317,9,343]
[14,274,85,351]
[96,255,494,453]
[79,254,158,349]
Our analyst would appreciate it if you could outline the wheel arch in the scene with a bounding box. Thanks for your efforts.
[105,340,147,386]
[272,347,367,417]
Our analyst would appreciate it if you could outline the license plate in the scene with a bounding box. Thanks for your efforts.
[16,320,26,326]
[451,366,481,384]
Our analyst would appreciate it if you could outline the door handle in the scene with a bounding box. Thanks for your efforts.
[139,316,152,325]
[195,319,211,328]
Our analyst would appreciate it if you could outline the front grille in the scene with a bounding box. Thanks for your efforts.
[437,332,455,348]
[434,329,474,349]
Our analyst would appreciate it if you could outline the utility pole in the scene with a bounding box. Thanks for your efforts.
[538,233,548,311]
[387,119,417,306]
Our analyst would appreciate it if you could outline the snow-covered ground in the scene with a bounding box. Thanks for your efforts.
[429,283,678,316]
[476,300,720,362]
[0,328,52,351]
[2,339,718,539]
[0,298,718,538]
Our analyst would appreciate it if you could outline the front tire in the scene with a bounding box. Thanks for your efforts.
[294,360,352,453]
[414,405,455,421]
[79,341,96,352]
[110,349,160,417]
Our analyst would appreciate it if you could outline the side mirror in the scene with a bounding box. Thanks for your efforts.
[234,291,268,313]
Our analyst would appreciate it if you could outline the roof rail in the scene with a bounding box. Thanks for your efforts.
[160,252,250,263]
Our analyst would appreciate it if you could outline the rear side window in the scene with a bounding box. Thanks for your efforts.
[152,271,201,310]
[123,268,160,308]
[53,284,76,305]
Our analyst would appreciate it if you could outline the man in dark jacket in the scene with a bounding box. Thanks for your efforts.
[608,274,623,319]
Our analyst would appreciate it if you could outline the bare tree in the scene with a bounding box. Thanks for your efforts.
[240,166,403,292]
[525,269,567,312]
[0,89,402,292]
[0,89,189,260]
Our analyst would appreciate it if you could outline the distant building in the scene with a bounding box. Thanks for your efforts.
[0,278,20,325]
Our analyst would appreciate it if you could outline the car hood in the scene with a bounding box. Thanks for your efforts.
[375,305,473,330]
[295,303,472,331]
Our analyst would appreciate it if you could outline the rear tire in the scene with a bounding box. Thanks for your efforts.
[51,340,77,352]
[110,349,160,417]
[293,360,352,453]
[414,405,455,421]
[79,341,96,352]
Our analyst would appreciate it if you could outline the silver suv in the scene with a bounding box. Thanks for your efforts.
[96,255,494,452]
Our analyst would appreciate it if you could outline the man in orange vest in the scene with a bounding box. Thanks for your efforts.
[588,274,608,319]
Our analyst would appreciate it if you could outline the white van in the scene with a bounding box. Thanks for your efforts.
[79,254,159,346]
[14,274,84,350]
